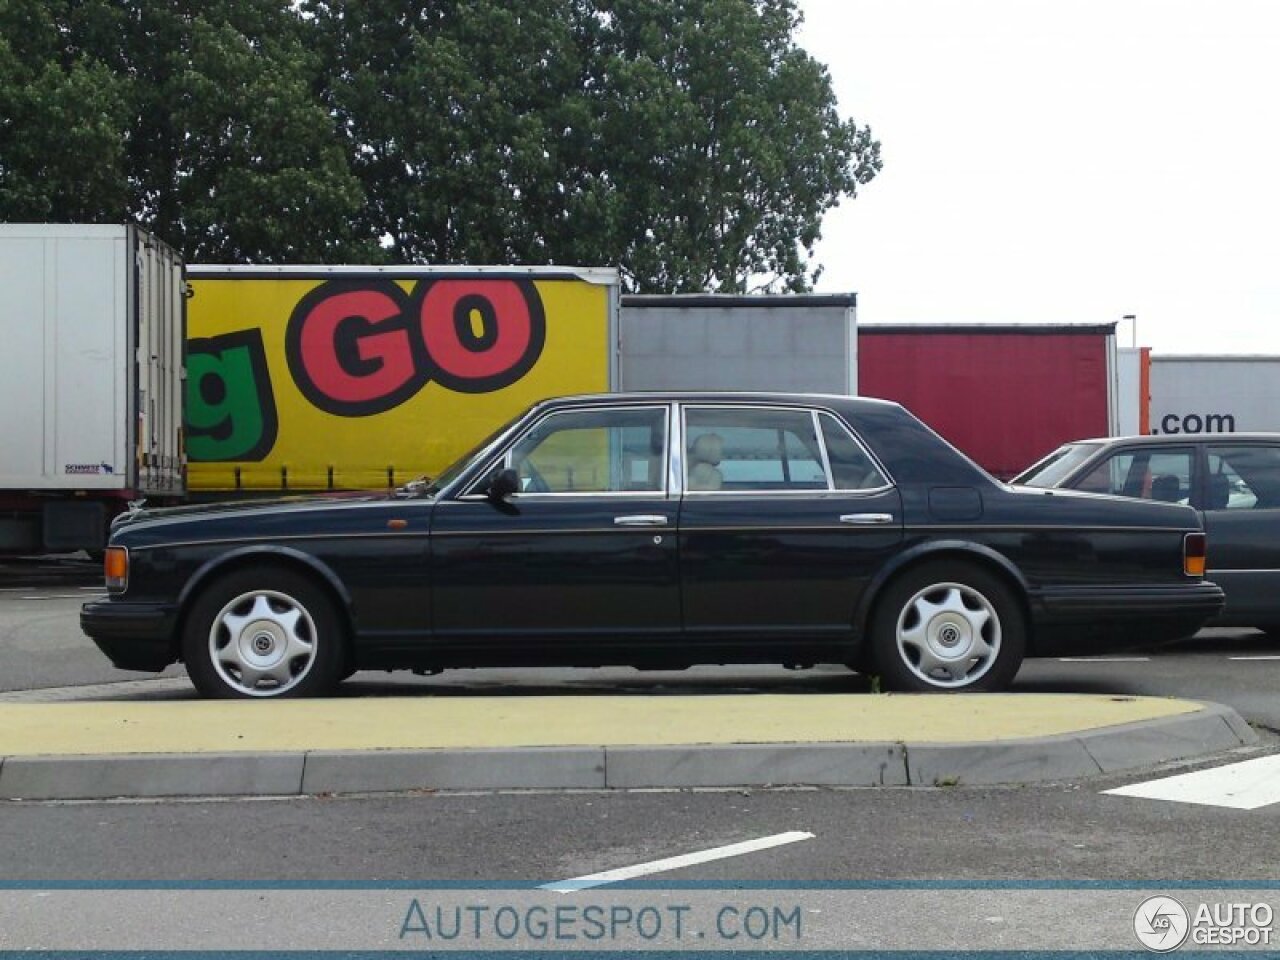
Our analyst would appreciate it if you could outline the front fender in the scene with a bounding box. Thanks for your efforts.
[176,544,356,626]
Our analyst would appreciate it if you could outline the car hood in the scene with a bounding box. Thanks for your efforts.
[111,492,398,532]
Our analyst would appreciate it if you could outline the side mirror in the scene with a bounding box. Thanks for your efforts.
[486,467,520,501]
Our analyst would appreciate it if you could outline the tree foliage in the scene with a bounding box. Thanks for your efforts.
[0,0,879,288]
[0,0,368,260]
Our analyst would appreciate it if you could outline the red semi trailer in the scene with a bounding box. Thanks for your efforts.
[858,323,1146,480]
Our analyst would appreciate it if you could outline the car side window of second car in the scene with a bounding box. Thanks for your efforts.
[684,406,829,492]
[504,406,668,494]
[1206,446,1280,510]
[1076,449,1194,503]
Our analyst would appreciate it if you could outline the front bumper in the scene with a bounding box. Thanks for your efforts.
[80,599,179,672]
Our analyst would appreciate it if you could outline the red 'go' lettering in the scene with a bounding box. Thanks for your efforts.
[286,278,546,417]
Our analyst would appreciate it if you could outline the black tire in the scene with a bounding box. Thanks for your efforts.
[182,564,346,699]
[870,560,1025,692]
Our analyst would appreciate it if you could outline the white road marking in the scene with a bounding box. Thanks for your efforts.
[542,830,815,892]
[1057,656,1150,662]
[1229,656,1280,661]
[1104,755,1280,810]
[19,594,87,600]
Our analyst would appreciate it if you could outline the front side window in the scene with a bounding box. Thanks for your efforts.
[684,407,829,492]
[503,406,667,494]
[1075,448,1194,503]
[1207,446,1280,510]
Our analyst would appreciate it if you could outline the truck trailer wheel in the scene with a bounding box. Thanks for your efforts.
[870,561,1025,692]
[182,566,345,699]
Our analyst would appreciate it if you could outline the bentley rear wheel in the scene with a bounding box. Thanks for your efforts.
[182,566,345,699]
[871,561,1025,692]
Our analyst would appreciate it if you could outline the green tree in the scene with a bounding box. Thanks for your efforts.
[585,0,880,292]
[306,0,592,263]
[0,1,131,221]
[0,0,370,262]
[307,0,878,290]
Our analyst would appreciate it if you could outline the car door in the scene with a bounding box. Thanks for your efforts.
[1196,442,1280,625]
[676,403,904,651]
[429,403,681,653]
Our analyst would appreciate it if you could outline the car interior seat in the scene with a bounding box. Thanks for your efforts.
[1207,472,1231,510]
[687,433,724,491]
[1150,474,1182,502]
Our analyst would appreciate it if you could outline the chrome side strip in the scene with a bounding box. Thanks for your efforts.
[126,531,430,552]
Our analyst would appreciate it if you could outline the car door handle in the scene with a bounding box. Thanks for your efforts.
[839,513,894,525]
[613,515,670,527]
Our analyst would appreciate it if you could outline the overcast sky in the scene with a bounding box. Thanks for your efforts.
[796,0,1280,355]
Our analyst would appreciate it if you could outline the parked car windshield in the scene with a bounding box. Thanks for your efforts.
[1012,442,1105,487]
[422,411,528,496]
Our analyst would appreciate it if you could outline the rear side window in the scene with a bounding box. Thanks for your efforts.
[684,407,828,492]
[819,414,889,490]
[1207,446,1280,510]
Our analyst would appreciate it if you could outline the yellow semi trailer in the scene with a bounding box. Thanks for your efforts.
[185,265,619,496]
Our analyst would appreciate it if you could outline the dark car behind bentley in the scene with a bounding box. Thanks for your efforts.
[82,393,1223,697]
[1014,432,1280,632]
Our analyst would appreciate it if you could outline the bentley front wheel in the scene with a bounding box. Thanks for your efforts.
[182,566,345,699]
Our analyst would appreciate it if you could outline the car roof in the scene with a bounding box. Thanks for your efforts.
[1070,433,1280,446]
[533,391,901,412]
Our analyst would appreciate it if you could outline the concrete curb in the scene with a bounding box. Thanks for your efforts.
[0,702,1257,801]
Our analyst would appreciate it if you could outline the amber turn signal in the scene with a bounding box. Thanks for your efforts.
[1183,532,1207,577]
[104,546,129,591]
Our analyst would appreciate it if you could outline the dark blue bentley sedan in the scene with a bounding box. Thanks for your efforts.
[82,393,1223,696]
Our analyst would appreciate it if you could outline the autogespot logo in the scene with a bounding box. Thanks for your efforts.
[1134,895,1191,952]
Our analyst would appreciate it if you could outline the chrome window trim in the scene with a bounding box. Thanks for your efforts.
[669,401,686,497]
[455,490,672,503]
[675,487,888,499]
[457,402,674,500]
[812,409,835,490]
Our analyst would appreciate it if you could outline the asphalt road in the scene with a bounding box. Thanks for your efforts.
[2,557,1279,896]
[2,560,1277,730]
[2,754,1277,882]
[0,557,184,691]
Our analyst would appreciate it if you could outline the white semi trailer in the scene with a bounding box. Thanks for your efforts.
[1149,355,1280,436]
[0,224,185,553]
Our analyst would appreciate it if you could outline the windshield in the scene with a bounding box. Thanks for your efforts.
[1011,442,1105,487]
[422,410,529,496]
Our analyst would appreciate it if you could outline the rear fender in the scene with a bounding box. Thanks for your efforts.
[851,540,1032,649]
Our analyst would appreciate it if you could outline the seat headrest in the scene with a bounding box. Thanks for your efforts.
[690,432,724,466]
[1150,475,1180,502]
[1207,472,1231,510]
